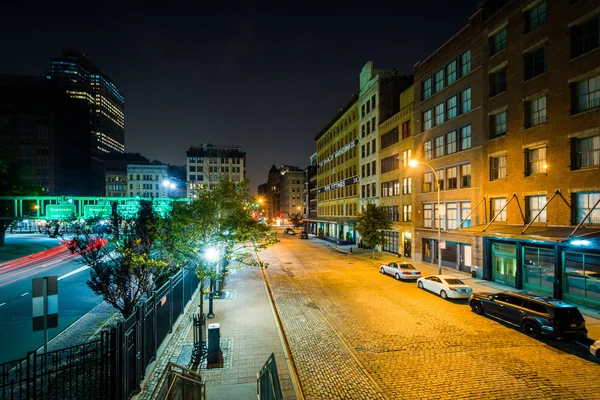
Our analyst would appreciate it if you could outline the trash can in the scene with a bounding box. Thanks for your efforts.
[207,323,220,363]
[471,270,477,278]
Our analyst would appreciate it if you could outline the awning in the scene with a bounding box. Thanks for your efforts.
[455,223,600,243]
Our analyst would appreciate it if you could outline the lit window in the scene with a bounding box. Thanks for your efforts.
[447,166,457,189]
[424,109,433,130]
[491,155,507,180]
[435,103,445,125]
[447,96,458,119]
[460,50,471,76]
[424,141,432,160]
[435,69,445,92]
[446,131,457,154]
[573,74,600,113]
[526,195,547,223]
[574,192,600,225]
[461,88,471,113]
[435,136,445,158]
[423,77,433,100]
[573,135,600,168]
[526,147,546,175]
[446,60,457,86]
[491,111,507,137]
[526,96,546,127]
[460,125,472,150]
[491,198,507,222]
[461,164,471,188]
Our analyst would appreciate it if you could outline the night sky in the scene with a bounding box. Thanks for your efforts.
[1,1,477,191]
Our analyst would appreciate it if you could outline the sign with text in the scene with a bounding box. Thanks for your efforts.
[45,204,75,220]
[117,204,140,219]
[318,139,359,167]
[317,175,360,194]
[83,204,112,219]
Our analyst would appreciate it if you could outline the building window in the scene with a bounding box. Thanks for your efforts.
[525,45,546,80]
[424,109,433,130]
[434,136,445,158]
[447,96,458,120]
[402,149,412,167]
[490,68,507,96]
[526,0,546,33]
[491,28,507,55]
[574,135,600,168]
[371,138,376,153]
[361,104,366,118]
[446,60,457,86]
[372,182,376,196]
[491,197,507,221]
[571,14,600,58]
[491,155,507,180]
[403,205,412,222]
[526,195,547,223]
[461,88,471,113]
[361,164,365,178]
[424,204,433,228]
[362,185,366,198]
[435,103,445,125]
[460,125,471,150]
[424,172,433,192]
[371,160,376,175]
[435,69,445,92]
[362,124,366,137]
[460,50,471,76]
[574,192,600,225]
[491,111,507,137]
[423,77,433,100]
[447,166,457,189]
[189,165,196,172]
[461,164,471,188]
[403,177,412,194]
[401,120,411,139]
[371,94,376,109]
[446,202,459,229]
[526,96,546,127]
[573,74,600,114]
[526,147,547,175]
[371,117,376,132]
[366,100,371,114]
[424,140,432,160]
[381,127,399,149]
[381,155,398,173]
[436,169,444,190]
[461,201,472,228]
[446,131,457,154]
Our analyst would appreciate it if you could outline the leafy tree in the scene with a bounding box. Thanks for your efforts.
[56,200,167,318]
[355,203,392,259]
[156,179,278,315]
[287,212,304,229]
[0,151,43,247]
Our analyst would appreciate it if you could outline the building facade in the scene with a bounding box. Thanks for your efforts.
[186,144,246,198]
[304,153,318,224]
[278,166,304,217]
[47,50,125,155]
[127,164,168,198]
[378,85,416,257]
[313,94,360,243]
[0,75,95,196]
[358,62,412,213]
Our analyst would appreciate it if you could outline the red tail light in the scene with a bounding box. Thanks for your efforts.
[448,286,457,291]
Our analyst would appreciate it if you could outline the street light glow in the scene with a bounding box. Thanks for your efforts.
[408,159,418,168]
[204,247,219,261]
[162,180,171,187]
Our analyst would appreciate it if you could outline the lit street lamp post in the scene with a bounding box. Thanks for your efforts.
[409,159,442,275]
[204,247,219,318]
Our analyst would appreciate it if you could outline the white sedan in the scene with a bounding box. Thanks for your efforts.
[379,262,421,281]
[417,275,473,300]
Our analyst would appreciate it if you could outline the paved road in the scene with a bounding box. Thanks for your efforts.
[0,235,103,363]
[263,234,600,400]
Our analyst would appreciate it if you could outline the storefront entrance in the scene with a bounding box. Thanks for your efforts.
[404,238,412,258]
[492,242,517,286]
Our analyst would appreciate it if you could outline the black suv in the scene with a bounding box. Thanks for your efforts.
[469,291,587,339]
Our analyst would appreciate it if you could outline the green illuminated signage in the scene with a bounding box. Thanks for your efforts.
[117,204,140,219]
[84,204,112,219]
[46,204,75,220]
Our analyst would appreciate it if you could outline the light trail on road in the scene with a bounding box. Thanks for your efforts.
[0,245,77,288]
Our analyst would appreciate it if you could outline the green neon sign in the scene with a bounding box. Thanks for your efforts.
[46,204,75,220]
[117,204,140,219]
[84,204,112,219]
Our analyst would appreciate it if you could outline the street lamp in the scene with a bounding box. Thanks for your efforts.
[409,159,442,275]
[162,179,177,198]
[204,247,219,318]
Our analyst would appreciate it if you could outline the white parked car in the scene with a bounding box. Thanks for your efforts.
[379,262,421,281]
[417,275,473,300]
[591,340,599,358]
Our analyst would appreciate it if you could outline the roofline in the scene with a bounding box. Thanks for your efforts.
[314,93,359,141]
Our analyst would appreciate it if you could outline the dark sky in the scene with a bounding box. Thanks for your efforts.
[1,0,477,191]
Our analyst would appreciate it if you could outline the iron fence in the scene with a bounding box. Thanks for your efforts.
[0,267,201,400]
[257,353,283,400]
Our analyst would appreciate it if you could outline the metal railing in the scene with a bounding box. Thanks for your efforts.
[257,353,283,400]
[151,362,205,400]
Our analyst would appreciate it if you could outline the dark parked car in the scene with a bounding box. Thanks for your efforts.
[283,228,296,235]
[299,231,308,239]
[469,291,587,339]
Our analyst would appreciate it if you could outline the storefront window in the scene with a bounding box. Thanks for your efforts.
[522,246,554,294]
[492,242,517,286]
[442,241,458,268]
[382,231,399,254]
[564,252,600,304]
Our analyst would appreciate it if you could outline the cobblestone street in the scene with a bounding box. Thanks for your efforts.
[263,235,600,400]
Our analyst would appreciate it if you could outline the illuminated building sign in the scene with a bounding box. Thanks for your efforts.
[117,204,140,219]
[318,139,359,167]
[317,175,360,194]
[83,204,112,219]
[46,205,76,220]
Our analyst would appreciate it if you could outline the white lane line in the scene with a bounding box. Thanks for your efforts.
[58,265,90,281]
[0,302,6,307]
[21,292,29,297]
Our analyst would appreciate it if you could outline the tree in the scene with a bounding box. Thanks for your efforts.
[355,203,392,259]
[287,212,304,229]
[57,200,167,318]
[0,151,43,247]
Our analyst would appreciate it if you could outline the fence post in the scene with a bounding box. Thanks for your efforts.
[153,290,158,355]
[168,276,174,333]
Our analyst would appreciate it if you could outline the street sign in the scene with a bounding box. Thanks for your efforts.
[117,204,140,219]
[46,204,75,220]
[33,276,58,355]
[84,204,112,219]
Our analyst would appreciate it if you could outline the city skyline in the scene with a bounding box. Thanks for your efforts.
[0,0,476,185]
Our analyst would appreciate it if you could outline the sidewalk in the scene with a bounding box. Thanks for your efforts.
[312,235,600,340]
[136,264,301,400]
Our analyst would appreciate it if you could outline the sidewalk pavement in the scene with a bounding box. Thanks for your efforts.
[136,264,301,400]
[311,235,600,341]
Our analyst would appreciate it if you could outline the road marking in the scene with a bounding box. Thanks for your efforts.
[0,302,6,307]
[21,292,29,297]
[58,265,90,281]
